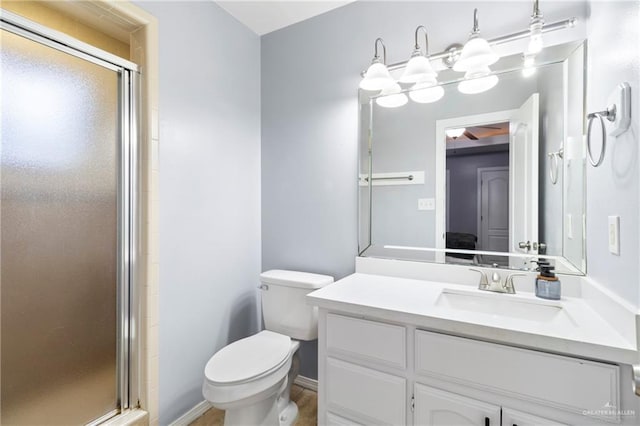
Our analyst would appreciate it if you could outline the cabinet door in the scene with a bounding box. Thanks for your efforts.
[327,357,406,425]
[414,384,501,426]
[502,408,568,426]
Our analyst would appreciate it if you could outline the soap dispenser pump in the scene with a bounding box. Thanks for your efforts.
[535,261,561,300]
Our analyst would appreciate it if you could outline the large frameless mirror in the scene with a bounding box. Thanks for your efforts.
[358,40,586,274]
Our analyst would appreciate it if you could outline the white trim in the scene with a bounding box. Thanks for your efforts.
[435,110,517,255]
[0,9,139,71]
[168,400,213,426]
[294,375,319,392]
[167,377,318,426]
[101,409,148,426]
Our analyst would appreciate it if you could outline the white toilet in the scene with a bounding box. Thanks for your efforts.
[202,270,333,426]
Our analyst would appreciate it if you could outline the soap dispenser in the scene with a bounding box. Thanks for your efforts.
[535,261,561,300]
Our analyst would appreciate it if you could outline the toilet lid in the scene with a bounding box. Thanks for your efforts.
[204,330,291,384]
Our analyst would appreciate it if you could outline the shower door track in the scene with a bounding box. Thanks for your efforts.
[1,9,141,419]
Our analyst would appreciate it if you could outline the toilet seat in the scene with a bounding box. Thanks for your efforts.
[204,330,291,385]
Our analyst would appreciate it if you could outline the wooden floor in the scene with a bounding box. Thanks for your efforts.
[189,385,317,426]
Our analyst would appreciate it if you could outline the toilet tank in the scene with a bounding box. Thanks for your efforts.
[260,270,333,341]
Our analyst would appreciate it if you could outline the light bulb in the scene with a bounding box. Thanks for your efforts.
[527,21,544,54]
[522,54,536,77]
[446,128,466,139]
[528,34,543,55]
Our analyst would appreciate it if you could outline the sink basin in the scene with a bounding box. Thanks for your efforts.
[436,289,576,325]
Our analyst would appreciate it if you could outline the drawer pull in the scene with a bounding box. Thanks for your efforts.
[485,416,490,426]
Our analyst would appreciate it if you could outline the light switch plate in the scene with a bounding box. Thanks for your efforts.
[418,198,435,211]
[608,215,620,255]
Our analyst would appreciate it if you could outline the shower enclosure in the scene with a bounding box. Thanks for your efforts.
[1,11,139,425]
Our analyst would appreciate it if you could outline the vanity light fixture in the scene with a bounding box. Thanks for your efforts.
[453,9,498,73]
[359,38,394,91]
[360,3,577,100]
[445,128,466,139]
[455,9,499,94]
[399,25,437,86]
[376,83,408,108]
[527,0,545,55]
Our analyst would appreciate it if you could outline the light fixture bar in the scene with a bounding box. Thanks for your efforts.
[361,17,576,76]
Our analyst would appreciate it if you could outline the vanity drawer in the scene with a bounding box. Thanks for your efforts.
[327,412,364,426]
[415,330,620,422]
[326,357,406,425]
[327,313,406,369]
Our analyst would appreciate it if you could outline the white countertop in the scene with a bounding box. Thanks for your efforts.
[307,272,638,365]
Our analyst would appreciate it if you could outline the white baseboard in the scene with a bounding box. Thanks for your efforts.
[169,400,212,426]
[294,375,318,392]
[170,376,316,426]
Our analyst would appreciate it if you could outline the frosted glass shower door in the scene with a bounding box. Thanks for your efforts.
[1,29,122,425]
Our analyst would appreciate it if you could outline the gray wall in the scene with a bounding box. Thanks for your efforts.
[369,71,536,248]
[585,1,640,306]
[135,2,261,424]
[448,151,510,237]
[261,1,587,379]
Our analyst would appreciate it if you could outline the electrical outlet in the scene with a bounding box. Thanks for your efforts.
[418,198,435,211]
[608,216,620,255]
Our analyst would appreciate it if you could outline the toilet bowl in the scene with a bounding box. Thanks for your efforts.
[203,331,300,426]
[202,270,333,426]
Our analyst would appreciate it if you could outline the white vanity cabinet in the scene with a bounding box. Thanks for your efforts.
[413,384,501,426]
[413,385,566,426]
[324,314,407,425]
[318,311,625,426]
[501,408,569,426]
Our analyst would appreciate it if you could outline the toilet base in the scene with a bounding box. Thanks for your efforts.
[223,393,280,426]
[221,388,300,426]
[278,401,298,426]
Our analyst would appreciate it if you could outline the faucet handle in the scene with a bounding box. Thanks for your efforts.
[469,268,489,290]
[504,273,526,294]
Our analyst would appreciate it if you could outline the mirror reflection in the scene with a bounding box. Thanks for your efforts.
[359,41,586,274]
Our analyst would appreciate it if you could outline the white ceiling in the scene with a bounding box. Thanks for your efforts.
[216,1,355,36]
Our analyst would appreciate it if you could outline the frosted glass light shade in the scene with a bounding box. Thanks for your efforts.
[376,83,408,108]
[399,54,437,84]
[360,62,394,91]
[453,36,499,72]
[409,83,444,104]
[458,72,499,94]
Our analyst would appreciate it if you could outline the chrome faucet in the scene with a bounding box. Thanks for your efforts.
[503,273,526,294]
[469,268,490,291]
[469,269,523,294]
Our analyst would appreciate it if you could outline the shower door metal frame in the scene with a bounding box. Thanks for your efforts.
[1,9,141,419]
